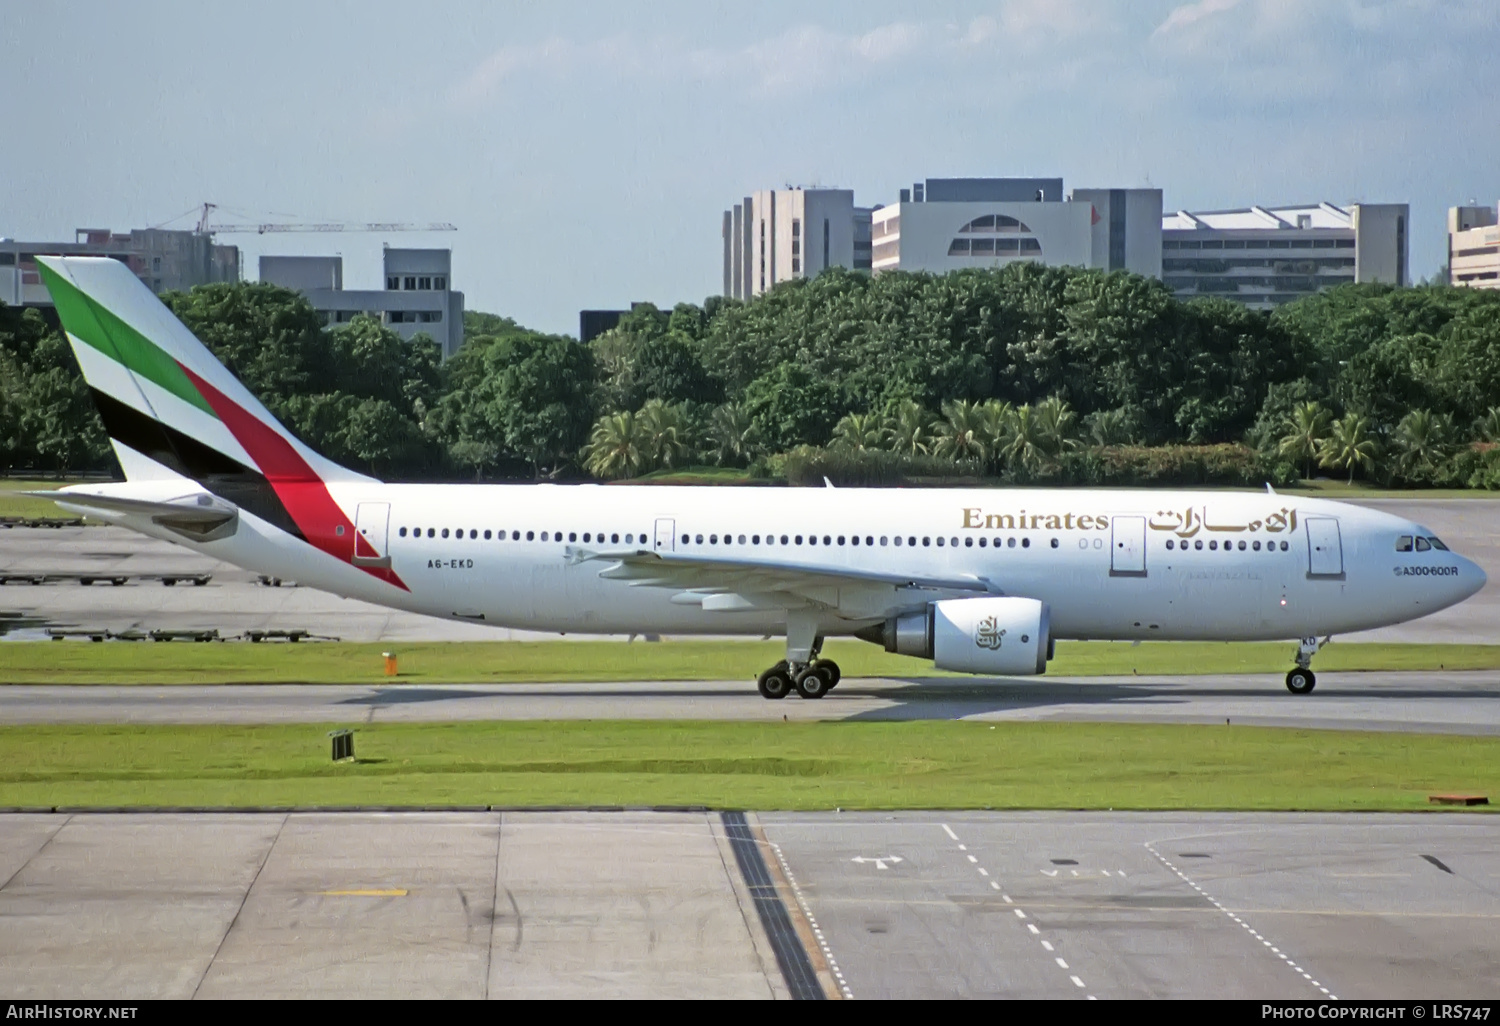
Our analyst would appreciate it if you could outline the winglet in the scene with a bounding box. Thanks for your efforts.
[1265,482,1276,494]
[824,476,836,489]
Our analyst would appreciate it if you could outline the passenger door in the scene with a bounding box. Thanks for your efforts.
[654,518,676,552]
[1110,515,1147,577]
[1305,517,1344,577]
[353,502,392,568]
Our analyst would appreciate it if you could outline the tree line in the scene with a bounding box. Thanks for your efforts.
[2,262,1499,488]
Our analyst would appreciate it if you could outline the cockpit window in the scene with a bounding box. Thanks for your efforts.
[1395,535,1413,552]
[1429,537,1449,551]
[1414,537,1431,552]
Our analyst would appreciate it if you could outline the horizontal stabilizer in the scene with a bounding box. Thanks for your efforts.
[28,489,239,540]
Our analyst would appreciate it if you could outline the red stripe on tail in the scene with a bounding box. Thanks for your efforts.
[179,365,409,592]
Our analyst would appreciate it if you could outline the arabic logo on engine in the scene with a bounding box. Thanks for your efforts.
[975,616,1006,650]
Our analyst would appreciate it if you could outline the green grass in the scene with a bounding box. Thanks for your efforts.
[0,721,1494,811]
[1281,479,1499,499]
[621,466,763,485]
[2,639,1498,685]
[0,479,94,519]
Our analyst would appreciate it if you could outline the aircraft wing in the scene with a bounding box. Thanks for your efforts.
[566,545,991,609]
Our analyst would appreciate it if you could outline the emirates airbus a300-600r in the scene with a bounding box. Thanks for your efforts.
[32,256,1487,697]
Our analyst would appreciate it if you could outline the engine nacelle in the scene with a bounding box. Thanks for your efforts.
[862,597,1051,676]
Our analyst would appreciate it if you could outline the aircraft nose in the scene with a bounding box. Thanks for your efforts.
[1459,556,1488,601]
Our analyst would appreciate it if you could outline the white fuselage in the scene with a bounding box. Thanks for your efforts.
[84,484,1487,647]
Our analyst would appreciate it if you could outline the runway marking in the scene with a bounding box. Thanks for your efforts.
[320,888,407,896]
[768,840,852,1000]
[941,824,1095,1000]
[1147,843,1336,1000]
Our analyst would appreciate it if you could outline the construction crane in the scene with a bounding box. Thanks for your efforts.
[193,202,456,235]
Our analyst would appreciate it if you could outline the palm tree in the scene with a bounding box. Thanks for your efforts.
[1086,407,1134,447]
[1317,413,1380,485]
[931,399,994,461]
[708,403,758,467]
[1278,402,1333,480]
[1032,396,1080,455]
[997,404,1050,475]
[636,399,693,471]
[1475,406,1500,443]
[830,412,885,452]
[582,411,643,480]
[882,400,934,456]
[1392,408,1454,480]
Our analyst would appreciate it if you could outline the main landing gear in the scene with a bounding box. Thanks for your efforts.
[1285,636,1327,695]
[756,658,841,700]
[756,612,841,700]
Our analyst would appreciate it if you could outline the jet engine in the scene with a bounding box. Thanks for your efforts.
[858,597,1051,675]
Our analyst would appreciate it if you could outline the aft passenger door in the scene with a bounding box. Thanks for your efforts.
[1305,517,1344,577]
[654,518,676,552]
[1110,515,1147,577]
[353,502,392,568]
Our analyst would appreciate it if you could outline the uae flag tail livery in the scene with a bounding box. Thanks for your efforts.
[33,256,406,590]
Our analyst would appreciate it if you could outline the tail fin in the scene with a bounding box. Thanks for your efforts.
[37,256,385,556]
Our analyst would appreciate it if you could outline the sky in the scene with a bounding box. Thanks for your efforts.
[3,0,1497,335]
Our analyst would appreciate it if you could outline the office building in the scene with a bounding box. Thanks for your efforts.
[259,248,465,358]
[870,178,1162,279]
[1448,203,1500,289]
[722,188,873,299]
[0,228,240,308]
[1161,202,1408,308]
[580,309,623,344]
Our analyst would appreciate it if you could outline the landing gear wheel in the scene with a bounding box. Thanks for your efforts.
[811,659,841,689]
[1285,668,1316,695]
[757,663,793,700]
[794,665,833,699]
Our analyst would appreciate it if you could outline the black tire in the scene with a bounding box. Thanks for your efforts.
[1286,668,1316,694]
[794,666,832,699]
[812,659,841,688]
[757,666,792,700]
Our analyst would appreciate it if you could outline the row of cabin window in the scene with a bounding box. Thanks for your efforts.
[684,532,1042,549]
[1165,538,1289,551]
[399,527,644,544]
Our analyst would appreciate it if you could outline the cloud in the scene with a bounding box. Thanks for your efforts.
[1153,0,1243,37]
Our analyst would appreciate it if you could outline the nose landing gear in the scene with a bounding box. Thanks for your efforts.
[1285,636,1328,694]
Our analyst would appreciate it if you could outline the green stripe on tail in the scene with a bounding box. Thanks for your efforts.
[37,261,216,417]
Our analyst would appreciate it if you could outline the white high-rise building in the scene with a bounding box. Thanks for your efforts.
[722,188,872,299]
[1161,202,1409,308]
[868,178,1163,279]
[1448,203,1500,289]
[259,248,465,358]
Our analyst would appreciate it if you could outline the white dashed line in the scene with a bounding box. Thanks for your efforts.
[768,840,853,1000]
[941,824,1096,999]
[1146,843,1335,1001]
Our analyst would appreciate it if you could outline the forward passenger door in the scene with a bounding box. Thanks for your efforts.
[1110,515,1147,577]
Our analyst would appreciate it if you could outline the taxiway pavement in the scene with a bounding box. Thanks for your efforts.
[1,810,1495,999]
[3,671,1498,733]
